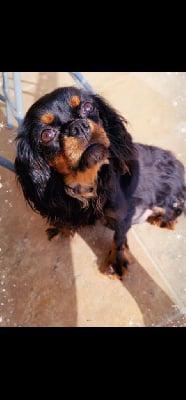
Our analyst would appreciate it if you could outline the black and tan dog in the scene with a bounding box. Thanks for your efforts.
[15,86,186,278]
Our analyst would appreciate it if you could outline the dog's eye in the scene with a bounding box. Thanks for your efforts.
[82,102,94,114]
[41,129,57,143]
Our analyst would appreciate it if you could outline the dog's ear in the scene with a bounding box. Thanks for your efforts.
[15,122,51,210]
[92,94,137,172]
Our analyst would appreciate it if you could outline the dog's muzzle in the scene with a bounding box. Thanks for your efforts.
[67,119,91,141]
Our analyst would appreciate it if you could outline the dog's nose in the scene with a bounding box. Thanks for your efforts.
[68,119,90,140]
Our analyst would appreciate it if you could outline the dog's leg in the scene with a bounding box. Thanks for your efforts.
[103,238,130,279]
[147,206,179,230]
[101,207,135,279]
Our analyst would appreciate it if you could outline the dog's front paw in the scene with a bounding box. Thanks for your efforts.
[100,248,130,280]
[80,144,109,170]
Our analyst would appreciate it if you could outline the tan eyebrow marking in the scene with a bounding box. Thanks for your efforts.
[40,113,54,124]
[69,95,81,107]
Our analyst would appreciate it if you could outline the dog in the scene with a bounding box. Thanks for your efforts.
[15,86,186,279]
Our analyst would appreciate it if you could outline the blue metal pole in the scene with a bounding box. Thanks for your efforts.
[2,72,13,128]
[13,72,24,125]
[69,72,96,94]
[0,156,15,172]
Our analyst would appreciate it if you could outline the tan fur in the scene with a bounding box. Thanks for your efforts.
[69,95,81,107]
[147,206,177,229]
[65,159,109,189]
[47,120,110,200]
[40,113,54,124]
[64,158,109,207]
[100,240,131,279]
[48,154,70,175]
[63,136,88,167]
[88,120,110,148]
[62,120,110,196]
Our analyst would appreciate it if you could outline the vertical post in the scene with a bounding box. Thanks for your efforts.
[13,72,24,125]
[2,72,13,128]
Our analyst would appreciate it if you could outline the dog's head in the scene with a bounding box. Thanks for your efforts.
[15,86,136,213]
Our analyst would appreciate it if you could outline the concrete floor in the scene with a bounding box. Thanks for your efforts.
[0,72,186,327]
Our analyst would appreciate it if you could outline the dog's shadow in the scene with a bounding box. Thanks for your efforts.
[77,222,178,327]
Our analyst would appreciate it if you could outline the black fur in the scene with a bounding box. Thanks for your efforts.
[15,86,186,278]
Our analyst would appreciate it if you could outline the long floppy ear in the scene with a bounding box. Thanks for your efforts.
[92,94,137,172]
[15,122,51,211]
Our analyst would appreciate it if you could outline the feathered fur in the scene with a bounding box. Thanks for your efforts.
[15,86,186,278]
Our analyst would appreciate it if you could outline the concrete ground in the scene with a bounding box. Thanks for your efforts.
[0,72,186,327]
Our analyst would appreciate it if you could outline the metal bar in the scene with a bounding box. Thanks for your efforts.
[0,94,5,102]
[13,72,23,125]
[0,72,22,172]
[0,156,15,172]
[1,89,17,113]
[2,72,13,128]
[69,72,96,94]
